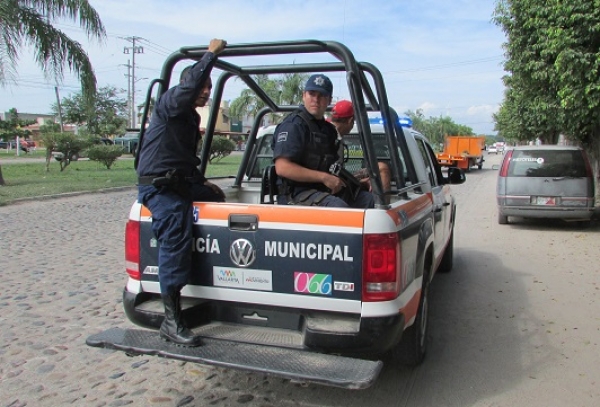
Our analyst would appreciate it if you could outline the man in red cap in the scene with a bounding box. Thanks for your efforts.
[330,100,391,197]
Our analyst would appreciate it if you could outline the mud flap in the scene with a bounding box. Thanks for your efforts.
[86,328,383,390]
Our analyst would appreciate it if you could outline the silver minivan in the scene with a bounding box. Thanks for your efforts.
[496,145,596,224]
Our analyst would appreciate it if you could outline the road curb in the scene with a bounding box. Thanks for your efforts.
[7,185,137,205]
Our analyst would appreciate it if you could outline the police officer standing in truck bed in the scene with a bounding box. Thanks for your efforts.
[136,38,227,347]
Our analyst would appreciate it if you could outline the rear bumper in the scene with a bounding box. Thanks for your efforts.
[498,205,595,220]
[86,327,383,389]
[123,288,405,356]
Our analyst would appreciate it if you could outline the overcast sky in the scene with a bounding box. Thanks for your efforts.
[0,0,507,135]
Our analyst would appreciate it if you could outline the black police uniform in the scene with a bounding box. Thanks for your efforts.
[272,106,374,207]
[136,52,223,298]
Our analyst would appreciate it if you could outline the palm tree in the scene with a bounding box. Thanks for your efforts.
[229,73,308,127]
[0,0,105,100]
[279,73,306,105]
[0,0,105,186]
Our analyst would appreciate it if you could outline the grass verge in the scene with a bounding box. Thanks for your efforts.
[0,154,243,206]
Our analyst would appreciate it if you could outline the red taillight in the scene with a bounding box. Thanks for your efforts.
[499,149,513,177]
[125,220,141,280]
[362,233,401,302]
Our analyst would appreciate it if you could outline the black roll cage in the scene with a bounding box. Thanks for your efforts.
[137,40,418,205]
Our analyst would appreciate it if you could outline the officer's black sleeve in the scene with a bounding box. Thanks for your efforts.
[163,52,217,117]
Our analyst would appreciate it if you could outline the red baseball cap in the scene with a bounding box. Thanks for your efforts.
[332,100,354,119]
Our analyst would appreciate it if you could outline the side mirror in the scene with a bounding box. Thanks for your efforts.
[446,167,466,184]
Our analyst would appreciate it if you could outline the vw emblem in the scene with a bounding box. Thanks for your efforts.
[230,239,256,267]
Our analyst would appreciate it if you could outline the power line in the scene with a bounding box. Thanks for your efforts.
[384,56,504,75]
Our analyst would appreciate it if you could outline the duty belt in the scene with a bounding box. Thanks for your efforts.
[138,173,205,187]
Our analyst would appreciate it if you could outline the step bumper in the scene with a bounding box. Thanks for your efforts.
[86,327,383,390]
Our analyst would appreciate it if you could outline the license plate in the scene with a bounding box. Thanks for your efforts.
[533,196,556,205]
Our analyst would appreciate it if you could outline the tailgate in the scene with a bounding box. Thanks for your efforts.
[139,203,365,305]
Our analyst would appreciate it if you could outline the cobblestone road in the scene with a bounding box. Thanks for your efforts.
[0,189,295,407]
[2,173,599,407]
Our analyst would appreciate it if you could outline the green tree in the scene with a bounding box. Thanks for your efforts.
[0,108,35,184]
[209,136,235,163]
[54,85,128,138]
[404,109,475,150]
[0,0,106,186]
[39,119,62,171]
[41,131,89,171]
[0,0,105,103]
[279,73,306,105]
[87,144,123,169]
[493,0,600,154]
[229,73,308,125]
[0,108,35,142]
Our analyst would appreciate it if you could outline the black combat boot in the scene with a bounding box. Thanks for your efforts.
[160,292,203,347]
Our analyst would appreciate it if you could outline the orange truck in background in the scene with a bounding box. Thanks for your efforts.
[436,135,486,171]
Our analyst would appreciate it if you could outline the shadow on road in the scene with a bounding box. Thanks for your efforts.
[184,249,555,406]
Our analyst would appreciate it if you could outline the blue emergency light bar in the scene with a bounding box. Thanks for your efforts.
[368,116,413,127]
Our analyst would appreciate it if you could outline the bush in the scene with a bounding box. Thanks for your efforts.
[209,136,236,163]
[87,145,123,169]
[41,132,90,171]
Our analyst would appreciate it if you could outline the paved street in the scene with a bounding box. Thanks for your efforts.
[1,153,599,406]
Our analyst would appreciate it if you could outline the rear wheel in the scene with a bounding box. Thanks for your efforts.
[498,213,508,224]
[388,263,430,367]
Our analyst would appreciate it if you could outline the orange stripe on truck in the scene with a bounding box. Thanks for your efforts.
[141,203,365,228]
[198,204,365,227]
[386,194,432,226]
[400,288,422,323]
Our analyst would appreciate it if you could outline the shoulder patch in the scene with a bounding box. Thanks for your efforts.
[276,132,288,142]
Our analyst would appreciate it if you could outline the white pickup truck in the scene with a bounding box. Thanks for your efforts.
[87,40,466,389]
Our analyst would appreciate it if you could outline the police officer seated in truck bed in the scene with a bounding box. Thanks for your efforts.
[271,74,374,208]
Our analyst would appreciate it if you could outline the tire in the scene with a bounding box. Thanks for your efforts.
[437,229,454,273]
[389,266,430,367]
[498,213,508,224]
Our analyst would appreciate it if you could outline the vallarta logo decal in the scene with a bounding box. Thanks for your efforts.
[213,267,273,291]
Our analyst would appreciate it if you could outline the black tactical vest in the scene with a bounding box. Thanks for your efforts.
[294,109,337,174]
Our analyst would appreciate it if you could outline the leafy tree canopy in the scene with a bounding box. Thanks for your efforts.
[229,73,308,125]
[0,108,35,141]
[404,109,475,149]
[0,0,106,105]
[493,0,600,151]
[53,85,129,138]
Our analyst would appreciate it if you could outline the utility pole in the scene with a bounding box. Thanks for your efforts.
[54,86,64,132]
[121,60,132,127]
[122,36,144,128]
